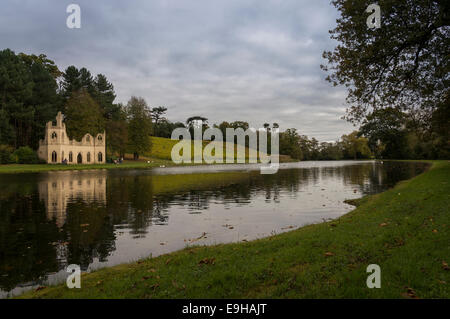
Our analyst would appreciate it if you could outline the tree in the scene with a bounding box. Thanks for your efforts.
[127,97,152,160]
[27,58,60,148]
[19,53,62,79]
[186,116,208,139]
[341,131,372,159]
[322,0,450,123]
[61,66,81,99]
[106,109,128,158]
[319,142,343,160]
[359,107,408,158]
[151,106,167,125]
[61,66,96,101]
[0,49,60,149]
[279,128,302,160]
[93,74,118,120]
[151,106,168,137]
[64,89,105,141]
[155,120,185,138]
[0,49,33,147]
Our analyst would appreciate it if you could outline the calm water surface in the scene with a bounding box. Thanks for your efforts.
[0,160,428,297]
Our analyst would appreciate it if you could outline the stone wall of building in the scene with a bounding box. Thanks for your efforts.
[38,112,106,164]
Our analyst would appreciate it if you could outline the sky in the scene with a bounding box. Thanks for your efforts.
[0,0,356,141]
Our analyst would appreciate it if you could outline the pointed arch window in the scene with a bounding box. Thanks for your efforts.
[69,152,73,162]
[51,132,57,139]
[87,152,91,163]
[51,151,57,163]
[98,152,103,162]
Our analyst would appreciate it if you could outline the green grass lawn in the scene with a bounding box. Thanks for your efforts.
[0,158,173,174]
[16,161,450,299]
[147,136,266,162]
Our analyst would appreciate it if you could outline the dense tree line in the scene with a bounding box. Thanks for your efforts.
[279,129,371,161]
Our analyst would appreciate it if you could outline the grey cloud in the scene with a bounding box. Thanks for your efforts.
[0,0,354,141]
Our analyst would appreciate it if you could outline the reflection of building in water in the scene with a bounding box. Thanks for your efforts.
[38,171,107,227]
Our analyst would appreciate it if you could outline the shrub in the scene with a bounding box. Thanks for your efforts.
[12,146,39,164]
[0,144,14,164]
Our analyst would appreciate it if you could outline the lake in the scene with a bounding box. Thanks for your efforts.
[0,160,428,297]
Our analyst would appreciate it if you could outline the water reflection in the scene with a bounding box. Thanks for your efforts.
[0,161,428,297]
[38,171,107,227]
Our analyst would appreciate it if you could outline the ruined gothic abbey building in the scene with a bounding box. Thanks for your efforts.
[38,112,106,164]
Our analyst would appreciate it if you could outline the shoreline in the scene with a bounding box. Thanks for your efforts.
[0,156,371,175]
[14,160,449,299]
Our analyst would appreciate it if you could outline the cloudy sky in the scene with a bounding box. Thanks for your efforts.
[0,0,355,141]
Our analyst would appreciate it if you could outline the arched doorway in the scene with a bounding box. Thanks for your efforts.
[98,152,103,162]
[51,151,57,163]
[77,153,82,164]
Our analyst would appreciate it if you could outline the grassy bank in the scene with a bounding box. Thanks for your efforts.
[0,158,173,174]
[17,161,449,299]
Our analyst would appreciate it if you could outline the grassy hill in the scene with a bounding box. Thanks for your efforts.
[144,136,269,163]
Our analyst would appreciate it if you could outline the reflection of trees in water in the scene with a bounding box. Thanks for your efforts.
[326,162,430,195]
[106,176,169,237]
[151,168,322,212]
[0,192,61,291]
[62,201,115,271]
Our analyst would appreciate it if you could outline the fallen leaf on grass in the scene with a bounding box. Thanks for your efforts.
[442,261,449,270]
[142,276,150,281]
[402,287,419,299]
[199,257,216,265]
[165,258,172,265]
[148,268,156,273]
[432,229,438,233]
[188,232,208,243]
[379,223,388,227]
[324,252,334,257]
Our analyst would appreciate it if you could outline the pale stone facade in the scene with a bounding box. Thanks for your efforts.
[38,112,106,164]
